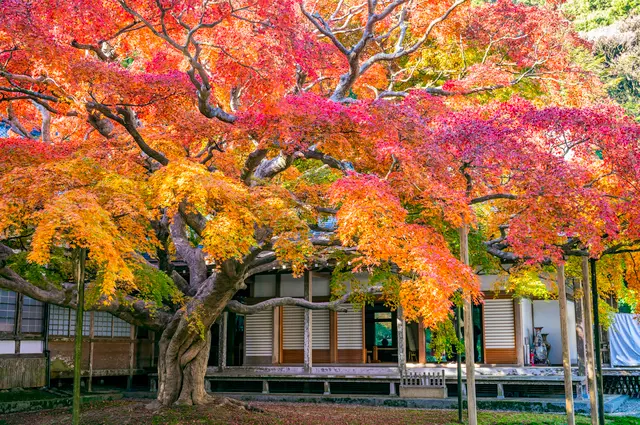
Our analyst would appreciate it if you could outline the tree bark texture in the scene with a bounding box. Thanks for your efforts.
[557,264,575,425]
[459,225,477,425]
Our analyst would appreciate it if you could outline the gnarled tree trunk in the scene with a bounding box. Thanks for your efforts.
[156,313,213,406]
[152,269,240,408]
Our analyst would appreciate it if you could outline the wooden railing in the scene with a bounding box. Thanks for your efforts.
[400,370,446,388]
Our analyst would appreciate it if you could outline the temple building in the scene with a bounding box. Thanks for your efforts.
[0,270,613,399]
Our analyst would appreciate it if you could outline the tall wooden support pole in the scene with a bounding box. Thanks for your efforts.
[88,312,94,392]
[329,311,338,363]
[459,225,477,425]
[582,257,598,425]
[273,307,281,364]
[456,304,463,424]
[418,321,426,364]
[127,324,135,390]
[217,312,227,371]
[72,248,86,425]
[304,271,313,373]
[275,275,282,364]
[575,277,586,378]
[397,305,406,371]
[557,264,575,425]
[514,298,524,366]
[590,259,605,425]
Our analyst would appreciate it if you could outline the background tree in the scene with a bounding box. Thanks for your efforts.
[0,0,638,411]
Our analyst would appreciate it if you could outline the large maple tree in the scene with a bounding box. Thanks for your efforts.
[1,0,639,407]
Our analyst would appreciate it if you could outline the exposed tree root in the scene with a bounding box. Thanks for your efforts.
[145,395,262,412]
[211,395,263,412]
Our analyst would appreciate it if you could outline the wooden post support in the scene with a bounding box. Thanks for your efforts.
[274,274,282,365]
[323,381,331,395]
[456,304,463,424]
[591,259,605,425]
[575,277,587,378]
[418,321,426,364]
[88,312,94,392]
[150,331,156,367]
[582,257,599,425]
[514,298,524,366]
[15,293,23,354]
[127,324,135,390]
[272,307,280,365]
[558,263,576,425]
[329,310,338,363]
[389,382,397,396]
[218,312,228,371]
[262,380,269,394]
[397,305,406,372]
[460,225,477,425]
[72,248,86,425]
[304,271,313,373]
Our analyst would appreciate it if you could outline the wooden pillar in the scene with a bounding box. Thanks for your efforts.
[218,312,228,371]
[150,331,156,367]
[274,274,282,365]
[582,257,598,425]
[460,225,477,425]
[514,298,524,366]
[558,263,575,425]
[329,310,338,363]
[397,305,406,371]
[72,248,86,425]
[272,307,280,364]
[127,324,135,390]
[574,277,587,378]
[418,321,426,364]
[88,312,94,392]
[591,259,605,425]
[15,293,23,354]
[304,271,312,373]
[361,308,366,363]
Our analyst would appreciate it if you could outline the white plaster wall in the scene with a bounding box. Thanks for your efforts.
[0,340,15,354]
[521,298,534,359]
[479,275,504,291]
[19,340,43,354]
[253,274,276,297]
[312,273,331,297]
[280,274,304,297]
[335,272,373,293]
[533,300,577,365]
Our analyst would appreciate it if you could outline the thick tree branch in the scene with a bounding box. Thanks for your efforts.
[118,0,237,124]
[226,285,383,315]
[0,266,171,331]
[31,99,51,143]
[470,193,518,204]
[169,213,208,291]
[302,149,351,171]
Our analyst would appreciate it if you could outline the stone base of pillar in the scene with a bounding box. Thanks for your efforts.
[390,382,397,396]
[323,381,331,395]
[497,383,505,399]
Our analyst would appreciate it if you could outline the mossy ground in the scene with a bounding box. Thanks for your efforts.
[0,400,637,425]
[0,389,62,403]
